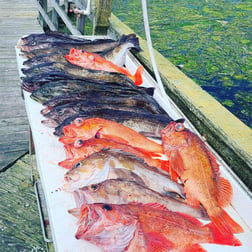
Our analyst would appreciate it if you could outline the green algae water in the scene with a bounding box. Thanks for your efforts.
[112,0,252,128]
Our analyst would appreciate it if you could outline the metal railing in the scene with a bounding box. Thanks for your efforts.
[36,0,112,35]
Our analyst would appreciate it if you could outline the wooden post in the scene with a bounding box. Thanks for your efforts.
[93,0,112,35]
[52,0,59,30]
[77,14,86,34]
[38,0,48,30]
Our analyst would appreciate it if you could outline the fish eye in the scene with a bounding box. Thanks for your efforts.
[74,139,84,148]
[88,184,99,191]
[102,204,112,211]
[175,123,185,132]
[75,162,81,168]
[74,117,84,127]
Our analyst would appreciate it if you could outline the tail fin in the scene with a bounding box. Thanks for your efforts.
[210,209,244,234]
[206,221,242,246]
[119,34,142,52]
[134,66,144,85]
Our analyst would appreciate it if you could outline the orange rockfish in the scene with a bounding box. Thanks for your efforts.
[65,48,144,85]
[160,120,244,235]
[69,202,241,252]
[59,117,164,155]
[59,138,169,171]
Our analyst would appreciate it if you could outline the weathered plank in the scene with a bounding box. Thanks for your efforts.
[0,0,42,171]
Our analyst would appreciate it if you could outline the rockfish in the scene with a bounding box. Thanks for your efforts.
[58,138,169,171]
[69,202,241,252]
[59,117,164,155]
[63,149,183,197]
[73,178,208,219]
[65,48,144,85]
[160,120,244,234]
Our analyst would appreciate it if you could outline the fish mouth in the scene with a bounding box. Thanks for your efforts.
[59,126,77,144]
[21,83,33,92]
[40,106,53,115]
[41,119,58,128]
[30,93,42,102]
[73,190,90,207]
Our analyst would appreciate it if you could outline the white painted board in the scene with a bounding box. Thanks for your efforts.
[16,38,252,252]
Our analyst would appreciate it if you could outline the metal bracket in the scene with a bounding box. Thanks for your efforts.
[34,180,53,243]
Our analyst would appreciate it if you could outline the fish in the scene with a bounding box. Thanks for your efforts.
[63,149,184,198]
[73,178,208,219]
[21,61,136,87]
[42,90,166,116]
[21,70,134,92]
[59,117,164,155]
[23,51,67,67]
[22,34,141,68]
[19,31,93,47]
[52,109,172,137]
[65,49,144,85]
[42,102,160,126]
[58,138,169,171]
[30,81,152,103]
[160,120,244,234]
[69,202,241,252]
[101,33,142,67]
[19,32,119,53]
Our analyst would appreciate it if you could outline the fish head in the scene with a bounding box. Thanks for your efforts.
[30,85,54,103]
[63,158,100,192]
[59,118,97,144]
[160,119,189,150]
[69,203,137,250]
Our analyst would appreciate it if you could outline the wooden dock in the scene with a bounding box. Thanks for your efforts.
[0,0,42,170]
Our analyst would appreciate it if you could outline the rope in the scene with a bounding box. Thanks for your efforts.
[141,0,168,99]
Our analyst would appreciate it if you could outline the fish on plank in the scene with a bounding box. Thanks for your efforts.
[73,178,208,220]
[58,138,169,171]
[29,81,153,103]
[160,120,244,234]
[65,48,144,85]
[59,117,164,155]
[63,149,183,198]
[41,89,166,117]
[19,33,119,53]
[68,202,241,251]
[21,61,136,88]
[22,34,142,68]
[52,109,172,138]
[21,70,136,92]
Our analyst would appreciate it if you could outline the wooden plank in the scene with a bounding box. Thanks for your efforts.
[0,0,42,171]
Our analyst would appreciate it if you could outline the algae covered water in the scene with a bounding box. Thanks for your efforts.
[112,0,252,128]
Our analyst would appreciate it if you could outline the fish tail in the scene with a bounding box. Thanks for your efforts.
[134,66,144,85]
[206,221,242,246]
[119,34,142,52]
[210,208,244,234]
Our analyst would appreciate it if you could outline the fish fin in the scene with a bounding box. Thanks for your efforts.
[210,209,244,234]
[170,150,185,177]
[184,185,201,207]
[144,232,174,252]
[182,244,207,252]
[59,136,75,145]
[216,176,232,207]
[68,207,80,218]
[97,132,130,145]
[134,66,144,85]
[58,159,73,169]
[206,222,242,246]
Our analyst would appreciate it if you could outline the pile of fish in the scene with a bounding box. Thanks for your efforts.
[18,31,243,252]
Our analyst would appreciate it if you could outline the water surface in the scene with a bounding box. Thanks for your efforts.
[112,0,252,128]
